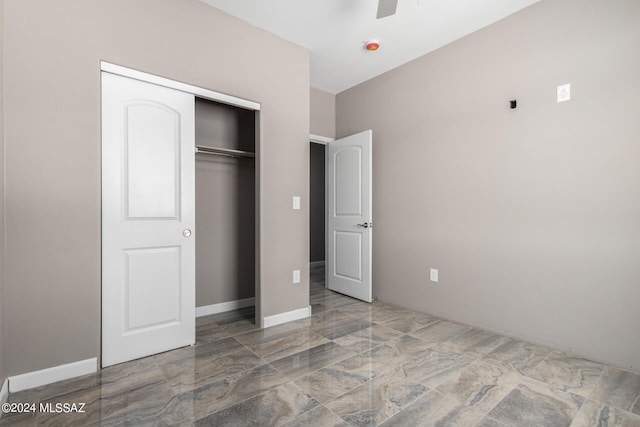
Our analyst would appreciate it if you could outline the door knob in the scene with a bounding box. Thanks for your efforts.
[183,229,192,237]
[357,222,370,228]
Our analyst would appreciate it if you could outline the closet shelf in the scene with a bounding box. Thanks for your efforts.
[195,145,255,159]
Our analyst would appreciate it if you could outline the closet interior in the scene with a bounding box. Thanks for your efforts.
[195,97,256,321]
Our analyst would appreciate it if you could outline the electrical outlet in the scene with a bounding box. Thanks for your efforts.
[293,269,300,283]
[430,268,439,283]
[557,83,571,103]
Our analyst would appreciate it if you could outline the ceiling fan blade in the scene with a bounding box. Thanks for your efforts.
[377,0,398,19]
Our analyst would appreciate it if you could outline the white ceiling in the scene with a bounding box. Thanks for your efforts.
[200,0,542,94]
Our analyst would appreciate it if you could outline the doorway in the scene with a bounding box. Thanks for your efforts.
[309,141,327,290]
[309,130,373,303]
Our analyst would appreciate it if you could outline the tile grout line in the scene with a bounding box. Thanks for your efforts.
[582,365,607,403]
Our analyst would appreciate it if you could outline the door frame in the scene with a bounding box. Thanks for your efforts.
[100,62,263,363]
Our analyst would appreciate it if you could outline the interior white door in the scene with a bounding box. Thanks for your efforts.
[327,130,373,302]
[102,72,195,367]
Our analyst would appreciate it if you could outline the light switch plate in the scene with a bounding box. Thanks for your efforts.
[293,270,301,283]
[293,196,301,210]
[430,268,439,283]
[557,83,571,103]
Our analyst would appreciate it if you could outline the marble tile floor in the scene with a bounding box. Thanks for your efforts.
[2,267,639,426]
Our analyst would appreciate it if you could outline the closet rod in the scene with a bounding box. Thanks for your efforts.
[195,146,255,159]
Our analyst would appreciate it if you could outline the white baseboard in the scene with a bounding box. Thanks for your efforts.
[310,261,325,268]
[263,306,311,329]
[196,297,255,317]
[8,358,97,393]
[0,377,8,413]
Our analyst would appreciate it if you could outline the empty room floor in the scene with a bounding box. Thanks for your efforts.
[2,267,640,426]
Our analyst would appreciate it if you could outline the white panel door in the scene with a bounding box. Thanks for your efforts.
[327,130,372,302]
[102,72,195,367]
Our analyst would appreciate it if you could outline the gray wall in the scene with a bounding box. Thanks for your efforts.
[309,87,334,264]
[336,0,640,370]
[4,0,309,376]
[0,0,6,389]
[309,143,325,263]
[310,87,335,139]
[195,98,255,306]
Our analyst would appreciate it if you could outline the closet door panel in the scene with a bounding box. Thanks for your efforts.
[102,72,195,367]
[126,103,180,219]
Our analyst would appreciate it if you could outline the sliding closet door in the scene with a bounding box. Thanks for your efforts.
[101,72,195,367]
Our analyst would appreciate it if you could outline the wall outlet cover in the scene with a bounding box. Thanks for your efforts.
[557,83,571,103]
[430,268,439,283]
[293,196,301,210]
[293,269,301,283]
